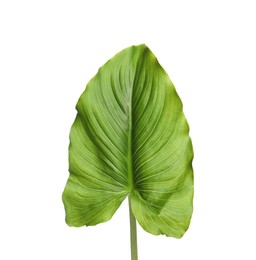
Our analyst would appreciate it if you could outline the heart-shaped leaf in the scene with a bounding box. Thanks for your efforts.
[62,44,194,238]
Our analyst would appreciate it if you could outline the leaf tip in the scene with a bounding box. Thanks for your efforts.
[131,43,150,51]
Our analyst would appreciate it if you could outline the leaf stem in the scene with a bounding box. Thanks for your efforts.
[129,196,138,260]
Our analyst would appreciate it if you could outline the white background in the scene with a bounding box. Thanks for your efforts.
[1,0,256,259]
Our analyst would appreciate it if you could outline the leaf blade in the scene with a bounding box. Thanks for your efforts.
[62,44,194,237]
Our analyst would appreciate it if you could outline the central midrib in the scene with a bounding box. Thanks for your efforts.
[127,79,134,193]
[126,46,146,193]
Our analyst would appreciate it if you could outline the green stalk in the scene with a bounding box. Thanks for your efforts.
[129,196,138,260]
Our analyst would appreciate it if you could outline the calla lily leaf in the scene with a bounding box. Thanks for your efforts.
[62,44,194,238]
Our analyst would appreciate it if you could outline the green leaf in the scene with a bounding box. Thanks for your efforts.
[62,44,194,238]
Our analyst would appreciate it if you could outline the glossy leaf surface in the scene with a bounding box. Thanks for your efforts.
[62,44,194,238]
